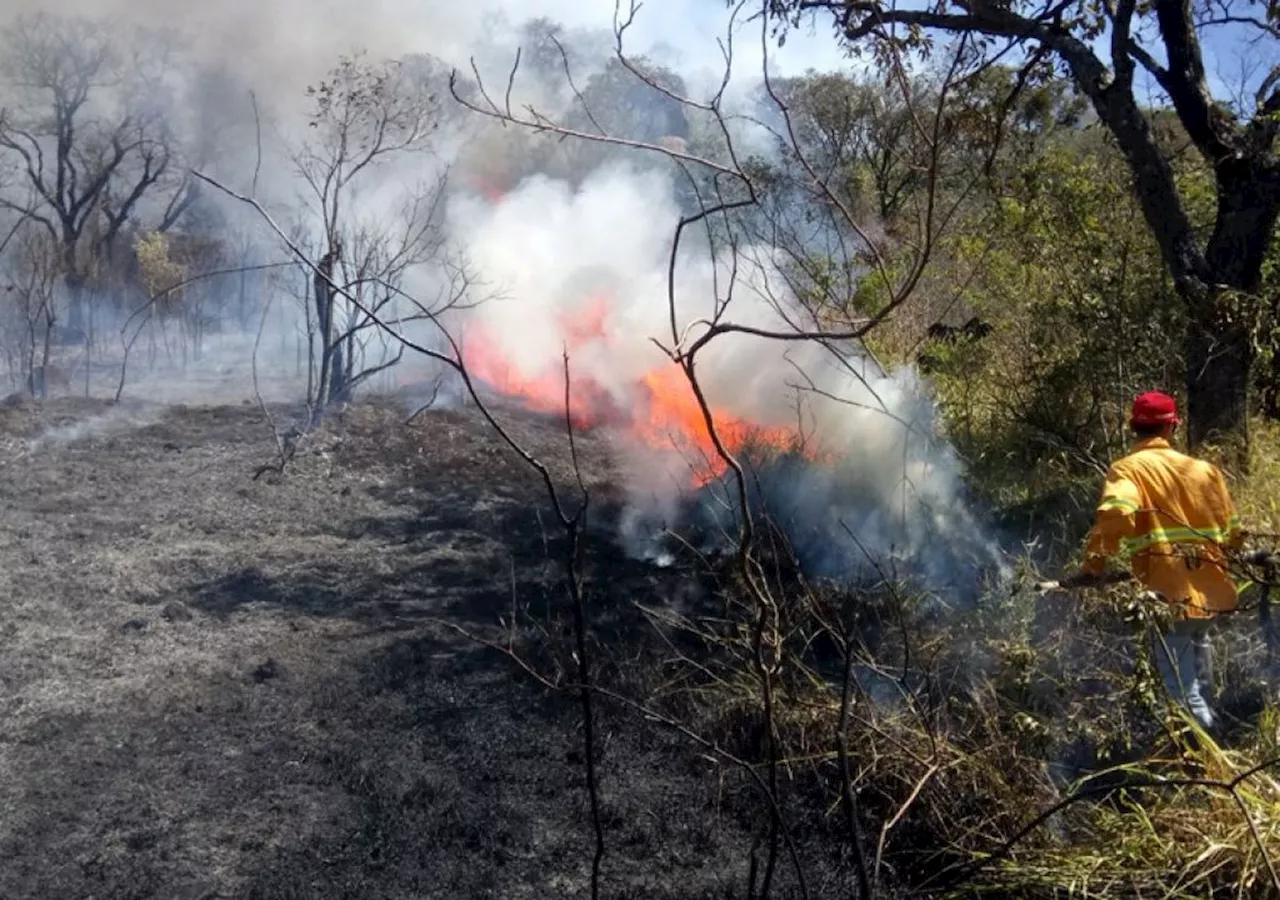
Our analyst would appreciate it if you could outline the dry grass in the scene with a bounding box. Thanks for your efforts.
[628,551,1280,898]
[7,387,1280,898]
[1228,419,1280,539]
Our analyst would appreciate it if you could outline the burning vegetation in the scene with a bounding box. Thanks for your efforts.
[460,293,818,487]
[1,1,1280,899]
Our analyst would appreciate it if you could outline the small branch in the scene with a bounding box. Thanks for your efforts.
[249,291,296,481]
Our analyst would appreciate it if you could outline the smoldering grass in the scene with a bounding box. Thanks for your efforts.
[25,399,166,451]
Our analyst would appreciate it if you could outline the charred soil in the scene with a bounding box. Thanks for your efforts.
[0,395,822,899]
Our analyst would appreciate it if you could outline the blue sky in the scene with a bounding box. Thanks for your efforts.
[526,0,1277,115]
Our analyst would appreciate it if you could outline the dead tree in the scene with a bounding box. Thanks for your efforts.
[314,239,344,405]
[290,53,450,418]
[0,14,192,343]
[3,228,62,397]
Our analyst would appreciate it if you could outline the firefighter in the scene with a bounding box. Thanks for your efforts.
[1080,391,1244,732]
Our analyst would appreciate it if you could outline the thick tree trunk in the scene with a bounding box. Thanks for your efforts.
[1184,165,1279,457]
[328,342,348,405]
[1066,66,1278,458]
[64,275,87,340]
[1184,303,1252,451]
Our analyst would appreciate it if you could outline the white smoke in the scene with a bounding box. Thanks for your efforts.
[25,401,165,451]
[448,162,842,422]
[7,0,845,117]
[442,161,1010,595]
[0,0,1008,591]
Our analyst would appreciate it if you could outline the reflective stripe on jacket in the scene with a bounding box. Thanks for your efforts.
[1082,437,1243,618]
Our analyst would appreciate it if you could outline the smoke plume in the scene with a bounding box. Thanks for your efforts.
[444,161,1010,597]
[12,0,836,118]
[0,0,1010,595]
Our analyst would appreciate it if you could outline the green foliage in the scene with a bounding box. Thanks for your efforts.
[926,144,1184,500]
[1251,237,1280,416]
[763,71,923,223]
[739,58,1280,551]
[775,0,1280,449]
[734,66,1280,892]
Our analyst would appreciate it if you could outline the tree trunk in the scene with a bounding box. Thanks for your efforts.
[328,341,348,405]
[1184,164,1279,460]
[313,247,338,416]
[65,276,87,341]
[238,265,251,332]
[1184,300,1252,451]
[1070,73,1278,458]
[26,319,39,397]
[82,301,94,398]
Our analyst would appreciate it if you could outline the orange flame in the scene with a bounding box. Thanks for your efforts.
[460,296,811,486]
[446,175,812,485]
[632,366,810,484]
[461,169,513,204]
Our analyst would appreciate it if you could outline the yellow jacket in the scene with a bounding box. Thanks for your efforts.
[1082,437,1243,618]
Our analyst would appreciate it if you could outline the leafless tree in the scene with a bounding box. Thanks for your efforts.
[439,0,1171,891]
[198,165,606,893]
[196,4,1029,893]
[435,2,1009,894]
[0,13,195,354]
[288,53,463,417]
[2,226,62,396]
[171,6,1280,895]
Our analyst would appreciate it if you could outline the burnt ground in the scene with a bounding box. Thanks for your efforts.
[0,393,829,900]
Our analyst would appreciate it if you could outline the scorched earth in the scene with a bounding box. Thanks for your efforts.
[0,394,799,899]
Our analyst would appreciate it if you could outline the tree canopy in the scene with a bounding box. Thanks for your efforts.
[769,0,1279,455]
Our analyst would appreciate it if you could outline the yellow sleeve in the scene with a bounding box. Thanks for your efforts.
[1213,466,1244,550]
[1082,467,1141,574]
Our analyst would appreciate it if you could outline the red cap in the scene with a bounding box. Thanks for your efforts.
[1130,391,1179,427]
